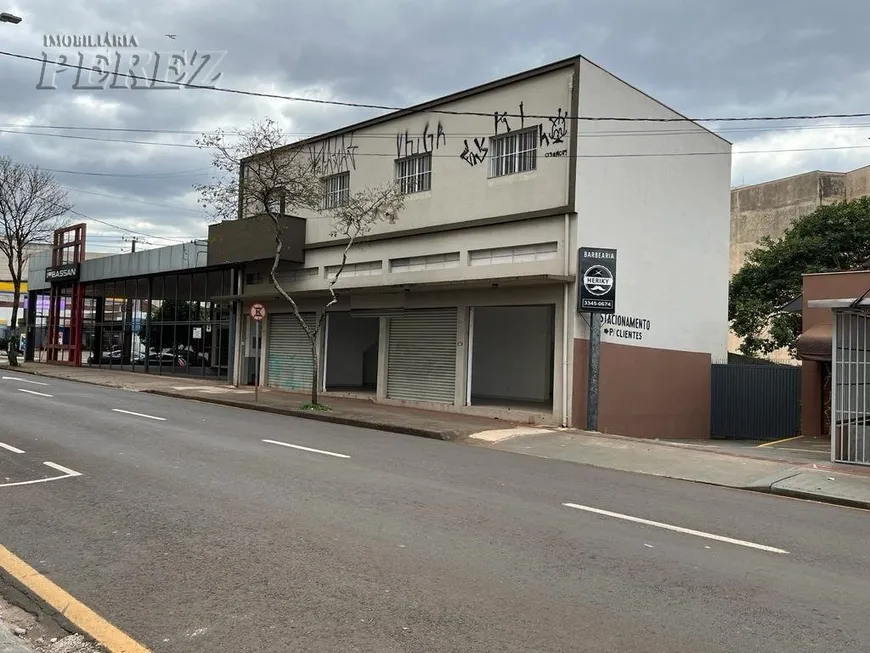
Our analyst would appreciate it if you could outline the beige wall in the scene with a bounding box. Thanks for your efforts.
[255,65,575,247]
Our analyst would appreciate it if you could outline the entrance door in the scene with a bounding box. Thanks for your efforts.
[832,309,870,465]
[266,313,316,391]
[386,308,457,404]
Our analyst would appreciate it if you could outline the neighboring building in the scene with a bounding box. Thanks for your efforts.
[0,243,51,330]
[797,269,870,466]
[729,165,870,360]
[29,55,732,439]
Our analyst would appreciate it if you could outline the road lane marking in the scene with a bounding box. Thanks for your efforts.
[0,442,24,454]
[262,439,350,459]
[17,388,53,397]
[2,376,49,386]
[0,543,151,652]
[562,503,790,554]
[0,462,82,488]
[111,409,166,421]
[756,435,804,448]
[43,461,82,477]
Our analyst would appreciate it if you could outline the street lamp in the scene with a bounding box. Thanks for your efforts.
[0,12,22,24]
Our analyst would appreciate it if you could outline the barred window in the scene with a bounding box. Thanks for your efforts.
[322,172,350,208]
[396,154,432,194]
[489,127,538,177]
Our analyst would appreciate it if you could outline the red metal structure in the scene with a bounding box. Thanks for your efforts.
[45,223,86,366]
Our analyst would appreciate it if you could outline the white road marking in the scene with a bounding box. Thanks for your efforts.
[0,462,82,488]
[111,409,166,421]
[17,388,53,397]
[2,376,49,386]
[262,439,350,459]
[0,443,25,454]
[43,462,82,477]
[562,503,790,555]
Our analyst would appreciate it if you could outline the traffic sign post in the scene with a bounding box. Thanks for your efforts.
[249,303,266,401]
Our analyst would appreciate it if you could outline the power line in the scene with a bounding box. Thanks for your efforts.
[9,120,870,140]
[3,48,870,124]
[7,122,870,159]
[0,127,201,148]
[63,186,205,214]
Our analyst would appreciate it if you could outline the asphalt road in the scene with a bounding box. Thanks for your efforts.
[0,374,868,652]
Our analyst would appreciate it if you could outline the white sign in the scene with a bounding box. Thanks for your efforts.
[192,327,202,339]
[249,303,266,321]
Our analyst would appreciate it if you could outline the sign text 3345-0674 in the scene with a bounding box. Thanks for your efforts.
[36,50,226,90]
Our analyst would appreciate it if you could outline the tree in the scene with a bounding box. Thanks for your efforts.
[195,119,404,407]
[729,197,870,357]
[0,157,71,366]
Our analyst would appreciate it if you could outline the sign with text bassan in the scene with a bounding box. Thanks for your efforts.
[577,247,617,313]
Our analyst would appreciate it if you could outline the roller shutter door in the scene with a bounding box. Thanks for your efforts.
[387,308,457,403]
[267,312,316,391]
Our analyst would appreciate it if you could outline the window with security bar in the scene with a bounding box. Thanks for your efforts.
[322,172,350,209]
[395,154,432,194]
[489,127,538,177]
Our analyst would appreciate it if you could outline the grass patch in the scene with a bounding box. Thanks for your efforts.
[301,402,331,412]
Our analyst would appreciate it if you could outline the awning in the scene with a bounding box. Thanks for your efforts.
[778,294,802,313]
[796,323,832,362]
[213,273,575,302]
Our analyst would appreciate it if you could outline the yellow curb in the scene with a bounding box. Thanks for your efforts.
[0,544,151,652]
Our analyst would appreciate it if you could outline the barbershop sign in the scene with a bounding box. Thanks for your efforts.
[577,247,617,313]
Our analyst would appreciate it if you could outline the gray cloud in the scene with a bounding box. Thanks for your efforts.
[0,0,868,250]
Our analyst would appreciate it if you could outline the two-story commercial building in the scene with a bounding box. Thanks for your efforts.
[209,54,732,438]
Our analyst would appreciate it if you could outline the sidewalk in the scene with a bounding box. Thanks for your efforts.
[471,428,870,510]
[2,362,520,441]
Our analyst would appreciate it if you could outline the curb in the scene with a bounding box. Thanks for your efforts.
[145,389,461,442]
[752,486,870,511]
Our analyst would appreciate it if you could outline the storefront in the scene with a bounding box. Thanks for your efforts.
[26,229,238,381]
[799,269,870,466]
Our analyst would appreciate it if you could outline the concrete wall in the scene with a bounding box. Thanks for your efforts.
[242,215,571,298]
[573,59,731,357]
[571,59,731,437]
[471,305,553,402]
[729,171,846,277]
[845,165,870,200]
[247,64,575,250]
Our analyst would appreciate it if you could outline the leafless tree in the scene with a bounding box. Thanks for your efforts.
[196,118,404,407]
[0,157,71,366]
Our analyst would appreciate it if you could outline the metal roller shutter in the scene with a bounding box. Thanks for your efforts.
[267,312,316,391]
[387,308,457,403]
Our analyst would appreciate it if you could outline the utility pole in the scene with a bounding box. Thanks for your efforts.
[123,236,139,252]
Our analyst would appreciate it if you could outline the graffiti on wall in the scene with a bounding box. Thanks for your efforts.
[396,121,447,158]
[308,133,358,176]
[539,108,568,147]
[494,101,525,136]
[459,137,488,167]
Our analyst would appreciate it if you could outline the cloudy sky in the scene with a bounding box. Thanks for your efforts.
[1,0,869,252]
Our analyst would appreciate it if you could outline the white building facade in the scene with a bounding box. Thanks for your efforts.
[228,55,732,438]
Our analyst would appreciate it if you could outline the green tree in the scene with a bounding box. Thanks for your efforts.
[730,196,870,357]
